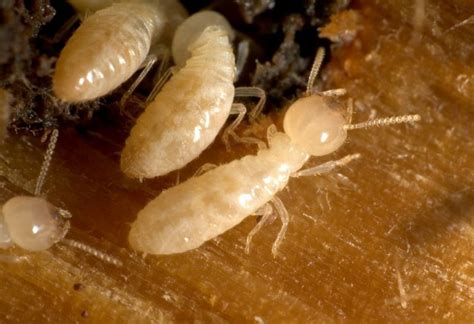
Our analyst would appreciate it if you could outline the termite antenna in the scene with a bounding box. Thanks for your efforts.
[62,238,123,267]
[34,129,59,196]
[306,47,325,96]
[343,114,421,130]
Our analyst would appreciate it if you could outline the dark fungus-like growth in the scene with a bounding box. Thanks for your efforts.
[1,0,349,133]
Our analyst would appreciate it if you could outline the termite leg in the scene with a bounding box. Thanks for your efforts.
[120,54,158,110]
[52,14,80,43]
[235,39,250,81]
[143,45,171,106]
[82,9,94,20]
[145,67,173,106]
[120,45,171,111]
[319,88,347,97]
[193,163,217,177]
[270,196,290,257]
[234,86,267,121]
[346,98,354,125]
[291,153,361,178]
[222,103,267,151]
[245,203,274,254]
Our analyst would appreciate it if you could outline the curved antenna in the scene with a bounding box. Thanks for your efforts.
[62,239,123,267]
[344,114,421,130]
[306,47,325,96]
[34,129,59,196]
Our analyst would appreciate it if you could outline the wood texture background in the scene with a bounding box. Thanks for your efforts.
[0,0,473,322]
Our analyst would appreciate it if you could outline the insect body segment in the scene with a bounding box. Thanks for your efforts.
[128,47,420,256]
[53,0,186,102]
[172,10,235,67]
[0,130,70,252]
[129,132,308,255]
[121,26,236,179]
[1,196,69,251]
[0,131,122,266]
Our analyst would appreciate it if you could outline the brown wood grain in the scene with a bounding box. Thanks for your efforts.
[0,0,473,322]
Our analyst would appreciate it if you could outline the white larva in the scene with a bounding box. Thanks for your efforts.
[128,48,421,256]
[120,25,237,179]
[53,0,187,102]
[0,130,122,266]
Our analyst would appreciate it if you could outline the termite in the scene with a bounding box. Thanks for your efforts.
[128,48,420,256]
[53,0,187,102]
[121,22,264,179]
[0,130,122,266]
[0,130,70,252]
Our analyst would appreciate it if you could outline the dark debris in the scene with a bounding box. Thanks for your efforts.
[0,0,100,135]
[251,14,311,105]
[234,0,275,23]
[0,0,351,133]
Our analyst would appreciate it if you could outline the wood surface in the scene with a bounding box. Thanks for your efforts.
[0,0,473,322]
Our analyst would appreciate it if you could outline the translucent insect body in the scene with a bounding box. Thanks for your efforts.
[0,130,70,252]
[0,131,122,266]
[54,0,187,102]
[128,48,421,256]
[120,26,237,179]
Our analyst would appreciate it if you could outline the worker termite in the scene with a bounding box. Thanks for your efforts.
[121,22,265,179]
[128,48,421,256]
[53,0,187,102]
[0,130,122,266]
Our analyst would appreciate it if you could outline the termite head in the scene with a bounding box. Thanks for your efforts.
[172,10,235,67]
[283,46,420,157]
[283,95,347,157]
[2,196,70,251]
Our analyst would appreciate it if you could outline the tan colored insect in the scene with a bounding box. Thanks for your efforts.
[171,10,235,67]
[128,48,420,256]
[0,130,70,252]
[121,24,264,179]
[0,130,121,266]
[53,0,187,102]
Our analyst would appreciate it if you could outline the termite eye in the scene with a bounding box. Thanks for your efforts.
[283,96,347,156]
[2,196,69,251]
[172,10,235,67]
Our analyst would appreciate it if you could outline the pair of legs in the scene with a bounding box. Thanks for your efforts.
[121,38,254,111]
[120,45,171,110]
[246,152,360,257]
